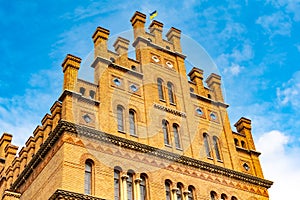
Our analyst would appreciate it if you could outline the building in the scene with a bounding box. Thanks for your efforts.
[0,11,272,200]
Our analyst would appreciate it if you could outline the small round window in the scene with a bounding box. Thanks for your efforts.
[83,114,92,123]
[196,108,203,115]
[113,78,121,86]
[130,84,138,92]
[152,55,160,63]
[166,61,173,68]
[243,163,250,171]
[131,65,137,71]
[210,112,217,120]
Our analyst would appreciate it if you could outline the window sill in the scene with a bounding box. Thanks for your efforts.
[118,130,126,134]
[159,99,166,102]
[217,159,223,163]
[176,147,183,151]
[130,134,138,138]
[207,156,214,160]
[165,144,172,148]
[170,102,176,106]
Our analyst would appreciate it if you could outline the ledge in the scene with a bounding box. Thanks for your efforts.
[132,36,186,59]
[153,103,186,118]
[49,189,105,200]
[190,93,229,108]
[58,90,100,106]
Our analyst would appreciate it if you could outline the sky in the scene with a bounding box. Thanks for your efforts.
[0,0,299,199]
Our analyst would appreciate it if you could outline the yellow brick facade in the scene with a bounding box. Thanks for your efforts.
[0,11,272,200]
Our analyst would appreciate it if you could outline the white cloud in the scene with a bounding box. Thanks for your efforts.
[296,44,300,52]
[256,11,292,38]
[0,69,61,147]
[223,63,244,76]
[257,130,300,200]
[276,71,300,108]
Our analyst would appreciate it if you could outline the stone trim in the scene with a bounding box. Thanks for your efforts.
[153,103,186,118]
[58,90,100,106]
[11,120,273,191]
[49,189,105,200]
[3,190,21,198]
[190,93,229,108]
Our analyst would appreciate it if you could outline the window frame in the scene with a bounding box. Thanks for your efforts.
[213,136,222,161]
[114,169,121,200]
[167,82,175,104]
[157,78,165,100]
[173,124,181,149]
[84,160,93,195]
[117,105,125,132]
[162,120,171,146]
[129,109,137,136]
[203,133,212,158]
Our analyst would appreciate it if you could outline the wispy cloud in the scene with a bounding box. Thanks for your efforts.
[276,71,300,108]
[256,11,292,38]
[266,0,300,21]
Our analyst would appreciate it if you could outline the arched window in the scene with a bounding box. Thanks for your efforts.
[157,78,164,100]
[173,124,181,149]
[114,169,121,200]
[210,191,217,200]
[187,185,195,200]
[231,196,238,200]
[234,138,239,146]
[129,109,136,136]
[127,171,134,200]
[89,90,95,99]
[162,120,170,145]
[241,140,246,148]
[140,174,147,200]
[203,133,212,158]
[176,183,183,200]
[80,87,86,95]
[221,193,228,200]
[165,180,171,200]
[117,105,124,132]
[84,161,93,195]
[213,136,221,160]
[167,82,175,104]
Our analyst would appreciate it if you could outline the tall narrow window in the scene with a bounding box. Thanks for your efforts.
[173,124,181,149]
[80,87,86,95]
[187,186,194,200]
[140,174,147,200]
[165,180,171,200]
[213,136,221,160]
[129,110,136,136]
[157,78,164,100]
[167,82,175,104]
[221,193,227,200]
[114,169,120,200]
[84,161,92,195]
[127,172,134,200]
[117,106,124,132]
[210,191,217,200]
[176,183,183,200]
[162,120,170,145]
[203,133,211,157]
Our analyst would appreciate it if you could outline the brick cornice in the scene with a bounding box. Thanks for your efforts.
[49,189,105,200]
[11,120,273,192]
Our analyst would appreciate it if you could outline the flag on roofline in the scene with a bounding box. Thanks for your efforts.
[150,10,157,20]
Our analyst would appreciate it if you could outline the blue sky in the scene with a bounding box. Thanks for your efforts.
[1,0,300,199]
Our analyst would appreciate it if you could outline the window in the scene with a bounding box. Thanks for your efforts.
[89,90,95,99]
[80,87,86,95]
[231,196,238,200]
[117,106,124,132]
[203,133,211,158]
[114,169,120,200]
[173,124,181,149]
[221,193,227,200]
[241,140,246,148]
[127,172,134,200]
[234,138,239,146]
[187,186,195,200]
[140,174,147,200]
[167,82,175,104]
[157,78,164,100]
[210,191,217,200]
[213,136,221,160]
[162,120,170,145]
[129,110,136,136]
[176,183,183,200]
[165,180,171,200]
[84,161,92,195]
